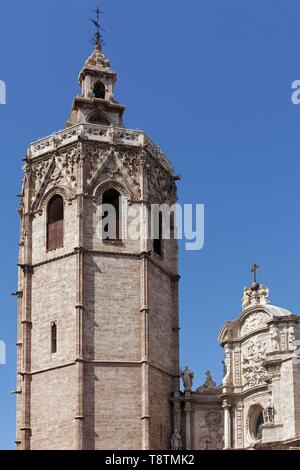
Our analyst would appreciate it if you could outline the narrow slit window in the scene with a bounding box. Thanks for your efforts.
[51,322,57,354]
[153,211,163,256]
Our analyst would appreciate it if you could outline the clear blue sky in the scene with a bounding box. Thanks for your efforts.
[1,0,300,450]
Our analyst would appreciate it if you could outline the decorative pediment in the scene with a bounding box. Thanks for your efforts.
[240,311,270,337]
[85,143,141,199]
[87,147,121,188]
[218,320,239,344]
[30,147,79,211]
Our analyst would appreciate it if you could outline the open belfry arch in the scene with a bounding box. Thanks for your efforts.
[16,11,180,450]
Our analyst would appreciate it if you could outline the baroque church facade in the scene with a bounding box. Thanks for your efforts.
[15,27,300,450]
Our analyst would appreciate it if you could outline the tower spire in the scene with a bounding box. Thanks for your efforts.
[91,6,104,51]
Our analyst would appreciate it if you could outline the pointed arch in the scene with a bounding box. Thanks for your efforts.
[38,186,74,213]
[93,81,106,99]
[101,187,121,240]
[86,110,111,126]
[93,180,130,243]
[92,180,131,200]
[47,195,64,251]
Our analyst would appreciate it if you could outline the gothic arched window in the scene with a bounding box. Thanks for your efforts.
[102,188,121,241]
[47,195,64,251]
[153,211,163,256]
[51,322,57,354]
[93,81,106,99]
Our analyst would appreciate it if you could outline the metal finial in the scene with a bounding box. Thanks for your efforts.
[91,6,104,50]
[250,263,259,290]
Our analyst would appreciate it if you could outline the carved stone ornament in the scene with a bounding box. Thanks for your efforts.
[199,411,223,450]
[171,429,183,450]
[241,311,269,336]
[242,337,268,387]
[85,144,141,198]
[222,345,231,385]
[146,158,175,205]
[270,324,280,352]
[84,46,110,70]
[205,411,221,428]
[288,325,296,351]
[30,147,80,208]
[242,287,252,310]
[241,284,269,311]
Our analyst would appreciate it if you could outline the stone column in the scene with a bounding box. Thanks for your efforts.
[20,263,33,450]
[172,275,180,394]
[19,182,33,450]
[185,400,192,450]
[75,157,85,450]
[223,401,232,449]
[172,395,182,433]
[140,155,151,450]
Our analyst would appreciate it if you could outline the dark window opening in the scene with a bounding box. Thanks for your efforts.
[153,211,163,256]
[102,188,121,241]
[93,82,106,99]
[47,195,64,251]
[51,322,57,354]
[255,411,264,440]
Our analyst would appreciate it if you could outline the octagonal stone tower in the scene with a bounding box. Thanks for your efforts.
[16,41,180,450]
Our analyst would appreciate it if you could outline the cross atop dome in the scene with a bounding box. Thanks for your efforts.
[241,265,270,310]
[250,263,260,291]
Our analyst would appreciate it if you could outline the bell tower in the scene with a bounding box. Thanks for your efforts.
[16,17,180,450]
[67,30,125,128]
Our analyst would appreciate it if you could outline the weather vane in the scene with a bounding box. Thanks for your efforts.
[91,6,105,50]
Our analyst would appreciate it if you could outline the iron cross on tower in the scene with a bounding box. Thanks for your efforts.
[91,6,104,50]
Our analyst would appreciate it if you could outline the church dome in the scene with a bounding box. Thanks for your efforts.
[263,304,296,319]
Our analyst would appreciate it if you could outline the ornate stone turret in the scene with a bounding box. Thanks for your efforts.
[66,43,125,127]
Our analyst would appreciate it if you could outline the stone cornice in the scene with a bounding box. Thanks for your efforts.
[27,123,175,176]
[29,359,175,379]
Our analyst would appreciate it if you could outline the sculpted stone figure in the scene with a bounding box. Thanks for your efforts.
[171,429,183,450]
[241,284,269,311]
[180,366,194,392]
[203,370,216,389]
[263,397,274,424]
[196,370,217,392]
[222,346,231,385]
[242,287,252,310]
[288,325,296,351]
[270,325,280,352]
